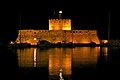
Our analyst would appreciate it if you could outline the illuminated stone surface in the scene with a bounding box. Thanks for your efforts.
[15,30,100,45]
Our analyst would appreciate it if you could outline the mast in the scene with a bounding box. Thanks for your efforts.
[20,10,21,43]
[108,10,110,42]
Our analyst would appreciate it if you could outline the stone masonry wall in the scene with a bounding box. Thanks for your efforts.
[15,30,100,45]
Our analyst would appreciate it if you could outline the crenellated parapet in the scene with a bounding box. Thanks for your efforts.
[49,19,71,30]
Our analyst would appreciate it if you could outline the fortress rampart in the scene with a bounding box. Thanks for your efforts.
[15,30,100,45]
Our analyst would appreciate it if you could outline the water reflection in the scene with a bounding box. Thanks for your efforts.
[33,48,36,67]
[17,47,111,79]
[96,47,109,71]
[17,48,34,67]
[17,48,48,67]
[48,48,72,79]
[100,47,108,60]
[73,47,100,68]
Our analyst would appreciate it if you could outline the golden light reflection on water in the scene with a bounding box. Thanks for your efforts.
[73,47,100,67]
[17,48,48,67]
[100,47,108,61]
[101,47,108,56]
[33,48,36,67]
[17,47,106,77]
[48,48,72,76]
[17,48,34,67]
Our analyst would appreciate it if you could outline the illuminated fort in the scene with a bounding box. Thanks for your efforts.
[15,11,100,45]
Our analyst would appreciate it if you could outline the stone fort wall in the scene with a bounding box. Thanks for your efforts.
[49,19,71,30]
[15,29,100,45]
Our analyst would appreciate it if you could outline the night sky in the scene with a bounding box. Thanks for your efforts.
[0,1,120,44]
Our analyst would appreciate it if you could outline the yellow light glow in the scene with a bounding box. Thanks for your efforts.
[10,41,14,44]
[62,26,71,30]
[59,11,62,13]
[82,40,90,43]
[49,27,52,30]
[104,40,108,43]
[34,38,36,40]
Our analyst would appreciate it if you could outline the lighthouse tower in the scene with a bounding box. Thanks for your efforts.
[59,11,62,19]
[49,11,71,30]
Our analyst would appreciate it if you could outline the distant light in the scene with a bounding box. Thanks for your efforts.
[103,40,108,43]
[59,11,62,14]
[10,41,14,44]
[34,38,37,40]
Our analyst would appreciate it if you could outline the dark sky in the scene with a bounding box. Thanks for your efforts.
[0,1,120,44]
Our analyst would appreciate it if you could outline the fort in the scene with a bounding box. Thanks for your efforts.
[15,11,100,45]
